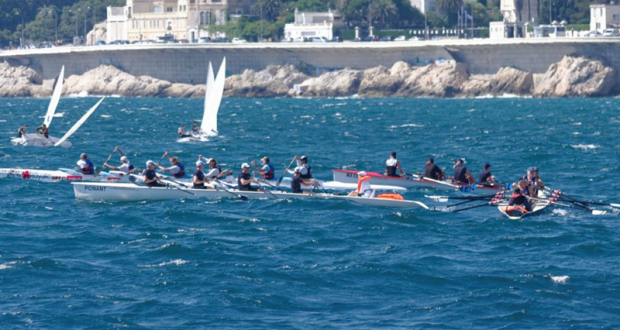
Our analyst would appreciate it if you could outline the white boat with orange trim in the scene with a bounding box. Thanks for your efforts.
[497,190,551,220]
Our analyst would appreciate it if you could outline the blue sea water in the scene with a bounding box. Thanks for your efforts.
[1,97,620,329]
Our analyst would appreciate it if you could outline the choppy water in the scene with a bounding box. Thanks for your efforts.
[1,97,620,329]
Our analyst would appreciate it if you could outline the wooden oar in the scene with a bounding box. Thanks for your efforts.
[214,179,248,201]
[275,156,297,188]
[95,148,118,176]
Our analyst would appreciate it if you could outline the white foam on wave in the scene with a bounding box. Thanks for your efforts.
[100,115,112,118]
[139,259,189,268]
[571,144,599,150]
[552,209,568,216]
[390,123,424,128]
[550,275,569,284]
[0,261,19,270]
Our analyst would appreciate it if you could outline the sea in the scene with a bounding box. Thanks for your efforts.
[0,97,619,329]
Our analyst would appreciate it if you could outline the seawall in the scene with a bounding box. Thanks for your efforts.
[3,38,620,84]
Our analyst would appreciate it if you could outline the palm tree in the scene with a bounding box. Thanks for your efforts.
[436,0,463,15]
[369,0,398,27]
[253,0,282,21]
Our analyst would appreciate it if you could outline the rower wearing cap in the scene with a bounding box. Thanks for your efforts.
[157,152,185,178]
[386,152,405,177]
[143,160,165,187]
[193,161,207,189]
[348,171,373,198]
[238,163,260,191]
[103,147,140,174]
[521,167,544,197]
[288,155,312,180]
[197,155,231,182]
[424,158,444,180]
[252,156,275,180]
[291,168,314,194]
[478,163,494,186]
[77,153,95,175]
[507,180,532,212]
[453,159,474,185]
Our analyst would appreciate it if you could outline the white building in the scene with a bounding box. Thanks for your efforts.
[284,9,335,40]
[409,0,435,15]
[489,0,539,39]
[590,3,620,31]
[107,6,130,42]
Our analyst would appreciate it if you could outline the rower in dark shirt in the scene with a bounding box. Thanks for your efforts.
[193,161,207,189]
[508,180,532,212]
[143,160,166,187]
[452,159,474,185]
[424,158,444,180]
[291,168,314,194]
[238,163,258,191]
[478,163,494,186]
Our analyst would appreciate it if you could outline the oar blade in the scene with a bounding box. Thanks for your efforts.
[592,210,607,216]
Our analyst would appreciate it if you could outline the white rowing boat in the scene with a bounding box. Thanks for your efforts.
[257,178,407,192]
[332,169,506,195]
[71,182,429,209]
[497,190,550,220]
[58,168,126,182]
[0,168,68,183]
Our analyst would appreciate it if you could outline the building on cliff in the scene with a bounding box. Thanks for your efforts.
[107,0,256,43]
[590,3,620,32]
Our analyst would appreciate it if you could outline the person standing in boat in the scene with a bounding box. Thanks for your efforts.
[521,167,544,197]
[252,156,275,181]
[193,161,207,189]
[238,163,260,191]
[424,158,444,180]
[36,124,49,138]
[77,153,95,175]
[348,171,373,198]
[477,163,494,186]
[17,125,28,138]
[157,152,185,178]
[143,160,166,187]
[507,180,532,212]
[452,159,474,185]
[385,152,405,177]
[291,168,314,194]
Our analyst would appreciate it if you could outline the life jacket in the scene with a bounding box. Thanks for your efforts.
[84,159,95,175]
[386,159,398,177]
[263,163,275,180]
[357,175,371,193]
[174,163,185,178]
[377,193,404,200]
[300,164,312,179]
[129,164,135,171]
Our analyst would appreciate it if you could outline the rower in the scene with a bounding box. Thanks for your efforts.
[177,124,191,138]
[238,163,261,191]
[252,156,275,181]
[17,125,28,138]
[477,163,494,186]
[348,171,373,198]
[77,153,95,175]
[36,124,49,138]
[507,180,532,212]
[201,157,231,182]
[191,121,200,135]
[424,158,444,180]
[386,152,405,177]
[143,160,165,187]
[521,167,544,197]
[288,155,314,181]
[291,168,314,194]
[104,147,141,174]
[157,152,185,178]
[193,161,207,189]
[452,159,474,185]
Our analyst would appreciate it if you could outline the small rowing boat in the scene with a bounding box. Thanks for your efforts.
[497,190,551,220]
[332,169,505,195]
[71,182,429,209]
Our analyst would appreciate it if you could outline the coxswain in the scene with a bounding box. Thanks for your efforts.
[77,153,95,175]
[193,161,207,189]
[191,121,200,134]
[477,163,494,186]
[157,152,185,178]
[17,125,28,137]
[424,158,444,180]
[385,152,405,177]
[36,124,49,138]
[348,171,373,198]
[291,168,315,194]
[143,160,165,187]
[238,163,261,191]
[252,156,275,180]
[177,124,191,138]
[507,180,532,212]
[521,167,544,197]
[452,159,474,185]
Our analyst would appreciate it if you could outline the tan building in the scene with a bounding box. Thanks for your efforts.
[107,0,256,43]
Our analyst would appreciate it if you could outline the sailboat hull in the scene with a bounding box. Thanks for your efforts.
[10,134,72,148]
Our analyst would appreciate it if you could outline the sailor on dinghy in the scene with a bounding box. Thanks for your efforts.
[386,152,405,177]
[177,125,191,138]
[252,156,275,180]
[77,153,96,175]
[17,125,28,138]
[424,158,444,180]
[143,160,166,187]
[157,152,186,179]
[477,163,494,186]
[36,124,49,139]
[191,121,200,135]
[506,180,533,212]
[453,159,475,185]
[348,171,374,198]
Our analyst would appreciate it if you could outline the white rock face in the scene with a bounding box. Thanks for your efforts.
[534,56,617,97]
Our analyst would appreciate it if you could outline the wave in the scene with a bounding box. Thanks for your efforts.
[571,144,599,150]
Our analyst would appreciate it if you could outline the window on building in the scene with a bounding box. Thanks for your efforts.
[154,6,163,13]
[212,0,222,2]
[167,7,174,12]
[614,13,620,21]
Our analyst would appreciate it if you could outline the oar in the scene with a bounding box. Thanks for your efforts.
[159,178,196,197]
[130,174,195,197]
[258,179,282,191]
[95,147,117,176]
[255,180,280,199]
[157,152,167,165]
[551,189,620,209]
[425,194,499,203]
[214,179,248,201]
[529,195,607,216]
[276,156,297,188]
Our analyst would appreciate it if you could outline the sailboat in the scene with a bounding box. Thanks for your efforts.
[179,57,226,142]
[10,66,105,148]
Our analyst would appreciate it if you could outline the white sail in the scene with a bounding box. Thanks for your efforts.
[44,66,65,128]
[54,98,105,147]
[200,62,215,134]
[209,57,226,135]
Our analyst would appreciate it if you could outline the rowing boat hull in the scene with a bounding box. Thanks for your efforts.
[497,191,550,220]
[258,178,406,192]
[71,182,428,208]
[332,169,505,195]
[59,168,125,182]
[0,168,68,182]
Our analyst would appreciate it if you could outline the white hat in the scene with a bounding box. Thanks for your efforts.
[196,161,204,167]
[120,156,128,163]
[358,171,367,176]
[146,160,155,166]
[241,163,250,169]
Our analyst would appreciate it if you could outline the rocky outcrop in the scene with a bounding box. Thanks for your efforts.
[225,65,308,98]
[490,67,533,95]
[534,55,618,97]
[357,62,413,97]
[396,62,469,97]
[0,60,50,97]
[64,65,172,97]
[298,68,362,97]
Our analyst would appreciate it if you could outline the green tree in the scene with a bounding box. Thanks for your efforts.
[253,0,283,21]
[436,0,464,14]
[369,0,398,27]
